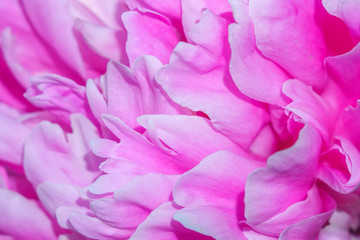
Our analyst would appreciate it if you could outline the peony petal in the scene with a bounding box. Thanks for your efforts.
[156,10,268,148]
[323,0,360,37]
[173,151,263,239]
[122,10,179,64]
[245,125,321,228]
[228,14,289,105]
[21,0,85,77]
[130,202,211,240]
[24,114,100,187]
[99,114,185,174]
[90,174,178,230]
[318,138,360,194]
[37,182,82,217]
[138,115,248,169]
[0,189,57,239]
[249,0,327,88]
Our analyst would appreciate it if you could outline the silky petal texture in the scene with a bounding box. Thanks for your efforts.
[0,189,57,239]
[181,0,232,37]
[174,207,247,240]
[25,74,90,124]
[283,80,334,140]
[249,184,335,237]
[245,125,321,230]
[278,195,336,240]
[24,114,101,187]
[249,0,327,88]
[173,151,264,239]
[68,213,133,240]
[21,0,85,77]
[87,57,184,129]
[228,12,289,105]
[319,211,354,240]
[325,42,360,103]
[318,138,360,194]
[0,1,79,86]
[157,10,268,148]
[323,0,360,37]
[37,182,82,217]
[122,10,179,64]
[0,107,30,165]
[88,172,138,195]
[75,20,128,63]
[90,174,178,231]
[95,114,185,174]
[130,202,212,240]
[138,115,249,168]
[125,0,181,24]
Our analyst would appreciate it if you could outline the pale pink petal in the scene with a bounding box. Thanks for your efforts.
[318,138,360,194]
[36,182,82,217]
[75,20,128,63]
[88,173,138,195]
[283,80,334,140]
[249,0,327,88]
[97,114,184,174]
[21,0,85,77]
[122,10,179,64]
[245,125,321,229]
[251,184,335,236]
[279,194,336,240]
[138,115,248,169]
[0,189,57,239]
[0,106,30,165]
[25,74,91,124]
[24,114,101,187]
[130,202,211,240]
[228,6,289,105]
[156,10,268,148]
[68,212,133,240]
[173,151,263,239]
[90,174,178,231]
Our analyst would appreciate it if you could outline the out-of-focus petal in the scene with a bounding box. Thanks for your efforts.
[0,189,57,239]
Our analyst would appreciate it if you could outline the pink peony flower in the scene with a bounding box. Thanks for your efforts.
[0,0,360,239]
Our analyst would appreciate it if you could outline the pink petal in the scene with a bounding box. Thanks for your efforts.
[0,109,30,165]
[173,151,263,239]
[156,10,268,148]
[282,80,334,140]
[24,114,101,187]
[325,43,360,104]
[245,125,321,230]
[122,10,179,64]
[228,7,289,105]
[138,115,248,169]
[249,0,327,88]
[130,202,211,240]
[90,174,178,231]
[21,0,85,77]
[68,212,133,240]
[98,114,184,174]
[0,189,57,239]
[318,138,360,194]
[36,182,81,217]
[181,0,232,37]
[75,20,128,64]
[125,0,181,24]
[323,0,360,37]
